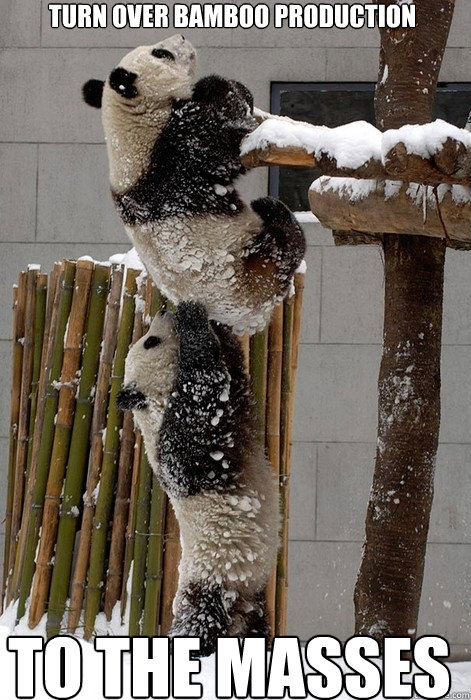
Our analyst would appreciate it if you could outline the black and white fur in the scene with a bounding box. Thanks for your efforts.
[117,302,279,656]
[83,35,305,334]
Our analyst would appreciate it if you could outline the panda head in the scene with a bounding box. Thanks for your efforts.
[117,309,179,417]
[82,34,196,112]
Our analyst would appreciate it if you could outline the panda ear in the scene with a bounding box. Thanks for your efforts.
[82,79,104,109]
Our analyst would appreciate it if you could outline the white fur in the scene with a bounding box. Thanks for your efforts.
[127,209,284,334]
[173,449,279,595]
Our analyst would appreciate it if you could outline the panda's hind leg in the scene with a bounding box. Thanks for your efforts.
[230,590,270,640]
[169,581,234,657]
[246,591,270,639]
[245,197,306,284]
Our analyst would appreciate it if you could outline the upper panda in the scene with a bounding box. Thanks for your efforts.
[83,34,305,335]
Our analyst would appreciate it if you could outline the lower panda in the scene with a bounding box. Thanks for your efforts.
[117,301,279,655]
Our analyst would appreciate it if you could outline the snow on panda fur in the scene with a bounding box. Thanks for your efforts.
[117,301,279,655]
[82,34,305,335]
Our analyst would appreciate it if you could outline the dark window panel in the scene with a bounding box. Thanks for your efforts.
[270,82,471,211]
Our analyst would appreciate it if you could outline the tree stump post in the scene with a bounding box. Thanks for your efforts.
[354,0,456,639]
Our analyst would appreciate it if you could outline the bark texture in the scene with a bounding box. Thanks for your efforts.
[242,137,471,186]
[354,0,455,639]
[309,177,470,247]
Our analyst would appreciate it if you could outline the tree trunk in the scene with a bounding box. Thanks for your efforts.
[354,0,455,639]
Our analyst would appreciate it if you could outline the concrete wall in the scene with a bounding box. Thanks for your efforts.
[0,0,470,653]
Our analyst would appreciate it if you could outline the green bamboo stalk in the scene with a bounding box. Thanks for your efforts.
[45,264,111,638]
[264,303,284,636]
[25,274,48,480]
[120,433,143,623]
[250,329,269,446]
[83,268,138,640]
[9,262,76,614]
[7,268,38,596]
[2,275,27,604]
[105,276,146,622]
[119,274,150,623]
[68,265,124,634]
[128,281,163,637]
[142,474,167,636]
[160,500,181,635]
[128,452,153,637]
[28,260,94,628]
[275,294,294,637]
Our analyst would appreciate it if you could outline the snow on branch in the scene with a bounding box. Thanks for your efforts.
[241,117,471,186]
[309,176,471,249]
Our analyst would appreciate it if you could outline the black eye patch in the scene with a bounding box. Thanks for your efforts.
[109,67,138,99]
[151,48,175,61]
[144,335,162,349]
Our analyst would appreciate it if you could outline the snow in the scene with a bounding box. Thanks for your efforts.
[312,175,471,208]
[109,247,145,271]
[310,176,378,202]
[380,64,389,85]
[242,118,382,170]
[294,210,319,224]
[0,614,468,700]
[242,117,471,171]
[383,119,471,159]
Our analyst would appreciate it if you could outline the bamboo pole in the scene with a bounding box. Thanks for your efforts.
[142,475,167,636]
[104,275,145,621]
[289,273,305,441]
[159,501,181,635]
[44,264,111,637]
[2,274,27,603]
[25,274,48,481]
[83,268,138,640]
[238,335,251,375]
[128,281,163,637]
[67,265,124,634]
[8,268,38,588]
[103,409,136,621]
[8,262,76,608]
[120,432,143,624]
[264,303,284,636]
[119,276,147,624]
[27,261,93,627]
[275,293,295,636]
[128,450,153,637]
[250,329,269,446]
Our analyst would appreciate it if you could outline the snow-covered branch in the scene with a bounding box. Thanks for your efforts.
[309,176,471,248]
[241,118,471,186]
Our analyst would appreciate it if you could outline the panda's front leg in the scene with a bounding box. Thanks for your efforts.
[169,581,234,657]
[157,302,239,496]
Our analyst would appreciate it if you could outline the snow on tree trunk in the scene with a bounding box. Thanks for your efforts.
[354,0,456,640]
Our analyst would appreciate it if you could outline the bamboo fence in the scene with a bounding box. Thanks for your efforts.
[2,259,305,639]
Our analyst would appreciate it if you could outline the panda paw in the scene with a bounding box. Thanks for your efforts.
[116,384,148,411]
[193,75,253,113]
[175,301,215,352]
[250,197,294,226]
[193,75,236,104]
[169,582,231,657]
